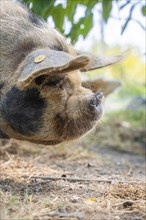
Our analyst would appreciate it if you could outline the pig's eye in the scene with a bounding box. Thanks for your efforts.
[45,77,64,89]
[35,75,46,85]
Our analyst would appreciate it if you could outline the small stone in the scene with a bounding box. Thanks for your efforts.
[123,200,133,208]
[70,196,80,203]
[114,216,120,220]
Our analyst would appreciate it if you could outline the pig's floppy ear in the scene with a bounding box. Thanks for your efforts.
[82,79,121,96]
[76,50,126,71]
[16,48,90,89]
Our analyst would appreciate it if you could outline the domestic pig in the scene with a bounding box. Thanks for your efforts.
[0,1,123,145]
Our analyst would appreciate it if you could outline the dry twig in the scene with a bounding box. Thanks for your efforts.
[39,211,84,219]
[28,176,146,185]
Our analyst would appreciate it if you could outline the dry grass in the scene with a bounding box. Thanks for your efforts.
[0,120,146,220]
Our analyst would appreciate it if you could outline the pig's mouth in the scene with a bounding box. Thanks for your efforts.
[55,92,104,141]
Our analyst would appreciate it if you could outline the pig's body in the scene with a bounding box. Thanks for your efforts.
[0,1,122,145]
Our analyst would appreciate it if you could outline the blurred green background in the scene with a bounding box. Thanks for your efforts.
[20,0,145,149]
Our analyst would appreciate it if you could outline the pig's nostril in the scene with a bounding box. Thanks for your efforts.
[94,92,104,106]
[95,92,104,101]
[90,92,104,107]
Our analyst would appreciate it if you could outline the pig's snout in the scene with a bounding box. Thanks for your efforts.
[87,92,104,120]
[90,92,104,107]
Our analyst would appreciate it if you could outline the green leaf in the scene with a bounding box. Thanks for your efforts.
[102,0,112,22]
[142,5,146,16]
[51,4,65,33]
[67,0,97,6]
[81,14,93,38]
[21,0,55,20]
[67,11,93,42]
[32,0,52,17]
[42,2,54,20]
[66,0,77,21]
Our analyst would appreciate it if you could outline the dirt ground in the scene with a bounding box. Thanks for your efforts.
[0,116,146,220]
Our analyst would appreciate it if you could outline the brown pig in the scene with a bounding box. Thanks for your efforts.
[0,1,123,145]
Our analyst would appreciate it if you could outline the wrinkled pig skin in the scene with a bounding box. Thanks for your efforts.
[0,1,122,145]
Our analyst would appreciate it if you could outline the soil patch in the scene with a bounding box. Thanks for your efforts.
[0,119,145,220]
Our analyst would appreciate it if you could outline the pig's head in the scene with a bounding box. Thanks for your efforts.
[0,47,123,145]
[0,0,124,144]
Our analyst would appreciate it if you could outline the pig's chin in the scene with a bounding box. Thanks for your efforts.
[55,103,103,142]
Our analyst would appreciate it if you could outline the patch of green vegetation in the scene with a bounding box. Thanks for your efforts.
[106,109,145,128]
[118,81,145,98]
[8,195,20,206]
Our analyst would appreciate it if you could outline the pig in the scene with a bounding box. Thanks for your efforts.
[0,1,123,145]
